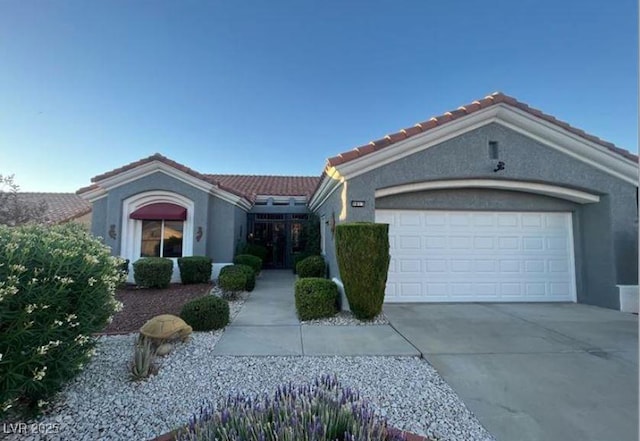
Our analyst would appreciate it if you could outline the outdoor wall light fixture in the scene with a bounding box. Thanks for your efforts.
[108,224,117,240]
[196,226,203,242]
[493,161,505,173]
[351,200,366,207]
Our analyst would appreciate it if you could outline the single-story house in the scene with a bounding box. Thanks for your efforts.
[78,92,639,311]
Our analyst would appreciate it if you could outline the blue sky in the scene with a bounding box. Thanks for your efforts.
[0,0,637,192]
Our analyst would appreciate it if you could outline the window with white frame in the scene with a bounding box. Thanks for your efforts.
[130,201,188,259]
[141,220,184,258]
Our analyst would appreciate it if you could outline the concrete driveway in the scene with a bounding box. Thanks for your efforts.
[384,303,638,441]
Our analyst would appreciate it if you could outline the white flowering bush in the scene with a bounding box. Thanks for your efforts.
[0,223,125,417]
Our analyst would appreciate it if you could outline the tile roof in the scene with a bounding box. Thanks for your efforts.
[207,175,321,202]
[16,193,92,224]
[89,153,214,185]
[77,153,320,203]
[326,92,639,167]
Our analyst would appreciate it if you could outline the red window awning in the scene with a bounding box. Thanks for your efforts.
[130,203,187,221]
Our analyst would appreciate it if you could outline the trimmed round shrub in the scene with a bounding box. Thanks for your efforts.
[292,252,313,274]
[180,295,229,331]
[294,278,339,321]
[237,264,256,292]
[219,264,255,292]
[0,223,124,417]
[296,255,326,278]
[132,257,173,288]
[218,268,247,299]
[335,223,390,320]
[177,256,212,284]
[238,243,268,264]
[233,254,262,274]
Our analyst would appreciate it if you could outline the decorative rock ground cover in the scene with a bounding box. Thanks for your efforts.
[302,310,389,326]
[6,286,493,441]
[6,331,494,441]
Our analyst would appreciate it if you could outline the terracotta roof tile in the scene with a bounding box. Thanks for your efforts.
[76,183,99,195]
[370,137,392,150]
[338,150,360,163]
[462,102,481,113]
[206,175,321,202]
[16,193,91,224]
[402,126,423,137]
[91,153,212,184]
[387,132,408,143]
[326,92,638,167]
[354,144,377,156]
[79,153,250,201]
[416,119,439,131]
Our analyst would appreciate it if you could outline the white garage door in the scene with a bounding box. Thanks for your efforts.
[375,210,576,302]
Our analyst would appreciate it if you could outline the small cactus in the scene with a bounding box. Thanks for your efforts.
[130,336,157,381]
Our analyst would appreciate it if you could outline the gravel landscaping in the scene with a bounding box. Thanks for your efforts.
[103,283,213,333]
[5,279,493,441]
[301,310,389,326]
[102,284,246,334]
[7,332,495,441]
[211,286,248,320]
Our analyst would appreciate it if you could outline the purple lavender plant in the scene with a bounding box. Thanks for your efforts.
[175,374,406,441]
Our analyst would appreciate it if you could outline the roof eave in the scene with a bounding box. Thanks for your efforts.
[330,104,639,186]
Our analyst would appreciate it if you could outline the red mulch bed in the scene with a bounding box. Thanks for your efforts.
[101,283,213,334]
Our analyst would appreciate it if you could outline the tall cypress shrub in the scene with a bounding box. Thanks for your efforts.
[334,222,390,319]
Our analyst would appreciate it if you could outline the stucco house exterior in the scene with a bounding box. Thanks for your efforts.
[77,157,319,279]
[78,93,639,311]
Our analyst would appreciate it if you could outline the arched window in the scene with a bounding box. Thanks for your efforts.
[121,192,194,265]
[130,203,186,258]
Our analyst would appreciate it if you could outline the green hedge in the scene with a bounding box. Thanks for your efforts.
[292,252,313,274]
[294,278,338,320]
[335,223,390,319]
[233,254,262,274]
[132,257,173,288]
[219,264,255,292]
[177,256,212,284]
[218,266,247,299]
[0,223,124,417]
[238,243,268,264]
[180,295,229,331]
[296,255,326,278]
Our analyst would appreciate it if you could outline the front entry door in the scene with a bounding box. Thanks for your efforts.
[252,221,287,268]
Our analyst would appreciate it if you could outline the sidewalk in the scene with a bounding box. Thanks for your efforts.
[212,270,419,356]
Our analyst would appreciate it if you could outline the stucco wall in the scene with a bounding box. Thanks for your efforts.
[329,123,637,309]
[233,205,247,255]
[90,198,107,240]
[206,194,243,263]
[90,172,244,266]
[313,181,346,288]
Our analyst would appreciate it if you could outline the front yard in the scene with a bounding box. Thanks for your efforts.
[5,280,494,441]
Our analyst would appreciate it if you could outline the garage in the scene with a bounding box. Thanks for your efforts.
[375,209,576,302]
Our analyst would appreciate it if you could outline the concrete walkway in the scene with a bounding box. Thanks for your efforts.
[212,270,419,356]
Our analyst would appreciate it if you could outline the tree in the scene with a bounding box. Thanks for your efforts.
[0,175,48,226]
